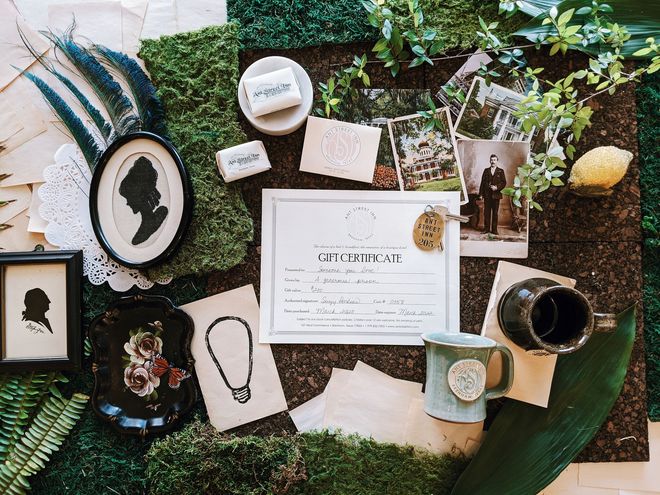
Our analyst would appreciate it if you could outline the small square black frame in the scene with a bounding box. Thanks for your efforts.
[0,250,82,372]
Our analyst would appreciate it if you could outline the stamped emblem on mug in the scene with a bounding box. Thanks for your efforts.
[447,359,487,402]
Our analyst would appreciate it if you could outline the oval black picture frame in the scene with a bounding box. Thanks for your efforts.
[89,131,193,269]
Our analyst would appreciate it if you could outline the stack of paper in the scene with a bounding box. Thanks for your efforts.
[290,361,484,456]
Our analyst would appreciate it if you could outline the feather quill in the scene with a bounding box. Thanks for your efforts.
[22,71,101,169]
[17,26,112,144]
[42,27,139,137]
[95,45,169,139]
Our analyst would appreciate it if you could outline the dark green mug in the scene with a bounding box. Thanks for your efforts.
[498,277,617,355]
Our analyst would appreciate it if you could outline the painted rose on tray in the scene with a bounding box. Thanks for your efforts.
[124,363,160,397]
[123,323,164,364]
[122,320,191,401]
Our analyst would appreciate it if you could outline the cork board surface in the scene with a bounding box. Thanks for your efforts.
[208,43,647,462]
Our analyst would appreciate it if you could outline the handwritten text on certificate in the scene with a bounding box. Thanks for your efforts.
[260,190,460,345]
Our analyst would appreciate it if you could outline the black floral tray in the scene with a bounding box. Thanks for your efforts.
[89,294,197,436]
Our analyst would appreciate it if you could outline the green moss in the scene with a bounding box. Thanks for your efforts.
[637,70,660,421]
[147,419,305,495]
[139,24,254,280]
[146,419,468,495]
[229,0,525,50]
[291,430,468,495]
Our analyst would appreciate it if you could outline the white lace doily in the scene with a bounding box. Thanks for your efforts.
[39,144,171,292]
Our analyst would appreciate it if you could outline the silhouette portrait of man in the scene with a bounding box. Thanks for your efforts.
[118,156,168,246]
[22,288,53,334]
[478,153,507,235]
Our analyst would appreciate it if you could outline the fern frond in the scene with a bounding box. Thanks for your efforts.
[22,71,101,168]
[0,393,88,495]
[0,373,43,461]
[17,26,112,144]
[42,27,139,137]
[95,45,169,138]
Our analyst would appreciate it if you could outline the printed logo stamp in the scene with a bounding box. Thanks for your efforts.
[447,359,486,401]
[345,206,376,241]
[322,126,361,167]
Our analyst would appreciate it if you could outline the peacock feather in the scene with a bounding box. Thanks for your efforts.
[95,45,169,139]
[17,27,112,144]
[22,71,101,169]
[41,26,139,137]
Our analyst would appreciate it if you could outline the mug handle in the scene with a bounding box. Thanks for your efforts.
[485,343,515,401]
[594,313,617,333]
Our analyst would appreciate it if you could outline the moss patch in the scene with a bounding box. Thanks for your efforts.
[139,24,253,280]
[230,0,525,50]
[146,419,468,495]
[637,70,660,420]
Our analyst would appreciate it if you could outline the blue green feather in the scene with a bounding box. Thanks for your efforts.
[22,71,101,169]
[17,25,112,143]
[95,45,169,139]
[43,29,139,137]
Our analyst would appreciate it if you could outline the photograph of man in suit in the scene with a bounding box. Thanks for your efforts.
[478,154,507,234]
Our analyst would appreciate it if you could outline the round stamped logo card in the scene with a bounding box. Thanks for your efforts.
[447,359,486,401]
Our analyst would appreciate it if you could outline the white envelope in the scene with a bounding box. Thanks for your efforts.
[300,116,381,183]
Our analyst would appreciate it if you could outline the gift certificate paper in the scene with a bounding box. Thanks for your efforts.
[260,189,460,345]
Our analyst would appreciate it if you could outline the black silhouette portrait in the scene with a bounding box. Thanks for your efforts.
[118,156,168,246]
[22,288,53,334]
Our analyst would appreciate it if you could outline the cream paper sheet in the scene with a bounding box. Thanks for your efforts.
[289,367,351,433]
[140,0,177,39]
[0,185,31,225]
[403,397,484,455]
[0,210,52,250]
[0,80,48,156]
[481,261,575,408]
[0,0,49,92]
[175,0,227,32]
[181,285,288,432]
[27,183,48,233]
[121,0,147,52]
[0,126,69,186]
[47,1,123,51]
[322,362,422,444]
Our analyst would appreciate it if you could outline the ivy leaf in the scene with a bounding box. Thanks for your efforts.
[382,19,392,40]
[411,44,426,57]
[408,56,425,68]
[557,8,575,27]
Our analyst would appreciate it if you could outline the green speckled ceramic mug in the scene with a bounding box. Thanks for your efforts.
[421,333,514,423]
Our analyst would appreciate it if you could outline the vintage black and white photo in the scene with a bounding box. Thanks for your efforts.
[0,251,82,370]
[454,76,533,142]
[388,108,468,202]
[457,140,530,258]
[90,132,192,269]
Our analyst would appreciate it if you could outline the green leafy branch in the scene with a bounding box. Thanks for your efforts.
[316,54,370,118]
[363,0,444,76]
[416,97,445,132]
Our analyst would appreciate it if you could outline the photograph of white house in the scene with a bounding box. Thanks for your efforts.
[387,108,467,201]
[454,76,534,141]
